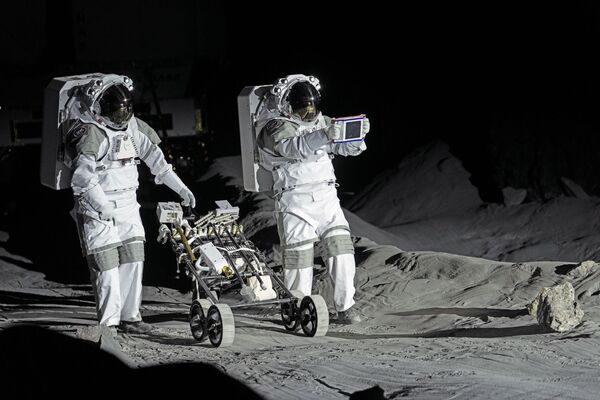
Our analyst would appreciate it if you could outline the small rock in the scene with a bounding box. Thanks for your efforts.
[502,186,528,205]
[528,282,584,332]
[76,325,105,342]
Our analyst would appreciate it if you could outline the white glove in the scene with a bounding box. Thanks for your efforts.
[326,123,342,141]
[362,117,370,135]
[160,169,196,208]
[157,224,170,244]
[98,203,116,221]
[348,140,367,154]
[179,187,196,208]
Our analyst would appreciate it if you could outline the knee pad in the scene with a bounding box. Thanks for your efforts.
[319,234,354,259]
[86,248,119,272]
[118,241,145,264]
[283,246,314,270]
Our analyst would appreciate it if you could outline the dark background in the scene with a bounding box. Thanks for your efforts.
[2,1,600,284]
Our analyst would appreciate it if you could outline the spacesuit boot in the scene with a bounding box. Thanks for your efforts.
[336,307,362,324]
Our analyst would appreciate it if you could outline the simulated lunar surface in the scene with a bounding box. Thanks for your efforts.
[2,142,600,399]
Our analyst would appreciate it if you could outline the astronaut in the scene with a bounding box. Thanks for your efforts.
[256,75,369,324]
[69,75,196,333]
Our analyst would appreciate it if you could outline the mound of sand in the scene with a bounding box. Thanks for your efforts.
[346,141,482,226]
[346,141,600,263]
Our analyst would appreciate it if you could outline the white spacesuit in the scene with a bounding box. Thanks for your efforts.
[256,75,369,324]
[68,77,196,332]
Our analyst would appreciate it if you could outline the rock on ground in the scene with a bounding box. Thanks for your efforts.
[528,281,584,332]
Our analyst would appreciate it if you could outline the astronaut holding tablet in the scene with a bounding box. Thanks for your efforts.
[238,74,370,324]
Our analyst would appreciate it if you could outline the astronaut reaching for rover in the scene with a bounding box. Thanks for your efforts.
[66,75,196,333]
[255,74,370,324]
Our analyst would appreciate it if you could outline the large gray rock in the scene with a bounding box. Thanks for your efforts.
[528,282,584,332]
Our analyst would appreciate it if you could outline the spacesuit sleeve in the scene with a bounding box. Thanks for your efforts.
[134,127,174,183]
[263,120,329,161]
[70,126,110,211]
[135,117,162,144]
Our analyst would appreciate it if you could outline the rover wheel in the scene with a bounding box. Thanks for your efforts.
[206,304,235,347]
[199,298,212,312]
[299,295,329,337]
[189,300,208,342]
[281,290,303,331]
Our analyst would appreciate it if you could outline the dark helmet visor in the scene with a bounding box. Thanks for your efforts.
[97,84,133,128]
[288,81,321,121]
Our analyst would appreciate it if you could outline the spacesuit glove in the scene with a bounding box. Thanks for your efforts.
[160,169,196,208]
[362,117,370,135]
[98,203,117,221]
[339,140,366,156]
[326,123,342,141]
[179,187,196,208]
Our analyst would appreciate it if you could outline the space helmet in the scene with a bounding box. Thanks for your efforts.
[93,83,134,130]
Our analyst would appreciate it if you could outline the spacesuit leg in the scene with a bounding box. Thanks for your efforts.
[119,260,144,322]
[322,229,356,312]
[112,196,146,323]
[325,253,356,312]
[87,249,122,326]
[275,195,318,297]
[314,185,357,312]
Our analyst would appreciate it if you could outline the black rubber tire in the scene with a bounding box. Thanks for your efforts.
[189,300,208,342]
[281,290,303,331]
[206,304,235,347]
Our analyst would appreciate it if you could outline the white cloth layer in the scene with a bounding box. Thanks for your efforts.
[74,190,144,255]
[275,182,350,245]
[71,118,172,198]
[90,260,143,326]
